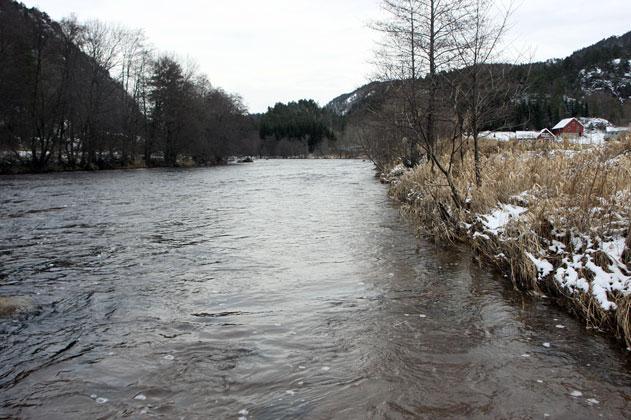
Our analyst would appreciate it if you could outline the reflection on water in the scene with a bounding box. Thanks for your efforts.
[0,160,630,419]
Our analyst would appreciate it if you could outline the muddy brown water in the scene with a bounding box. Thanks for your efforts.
[1,160,630,419]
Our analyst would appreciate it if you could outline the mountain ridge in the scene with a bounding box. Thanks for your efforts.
[328,30,631,128]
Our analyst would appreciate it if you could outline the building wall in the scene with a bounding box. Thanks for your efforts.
[552,119,584,137]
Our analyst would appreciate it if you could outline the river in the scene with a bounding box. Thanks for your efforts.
[1,160,630,419]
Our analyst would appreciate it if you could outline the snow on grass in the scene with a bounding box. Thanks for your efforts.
[478,204,528,235]
[551,234,631,311]
[472,201,630,312]
[526,252,554,279]
[391,135,631,343]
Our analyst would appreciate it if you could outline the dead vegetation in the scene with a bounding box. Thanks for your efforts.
[390,134,631,347]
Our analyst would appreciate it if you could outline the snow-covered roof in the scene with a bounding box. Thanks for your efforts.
[552,118,583,130]
[539,128,555,136]
[516,131,539,139]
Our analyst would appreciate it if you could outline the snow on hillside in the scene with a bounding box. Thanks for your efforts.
[579,59,631,103]
[579,117,613,130]
[326,82,382,116]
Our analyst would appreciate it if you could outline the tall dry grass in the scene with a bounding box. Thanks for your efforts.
[391,134,631,346]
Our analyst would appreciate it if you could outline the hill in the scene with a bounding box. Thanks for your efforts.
[328,30,631,129]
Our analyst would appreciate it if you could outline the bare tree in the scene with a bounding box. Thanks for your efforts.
[76,20,126,166]
[373,0,472,206]
[451,0,513,186]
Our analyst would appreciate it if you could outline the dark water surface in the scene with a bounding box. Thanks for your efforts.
[1,160,630,419]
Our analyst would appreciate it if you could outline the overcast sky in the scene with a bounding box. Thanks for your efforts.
[28,0,631,113]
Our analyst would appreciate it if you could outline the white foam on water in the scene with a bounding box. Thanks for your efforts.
[164,354,175,360]
[321,366,330,371]
[286,390,296,395]
[134,394,147,401]
[95,397,108,404]
[543,342,551,348]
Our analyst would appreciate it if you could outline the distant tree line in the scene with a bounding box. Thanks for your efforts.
[0,1,257,173]
[258,100,338,157]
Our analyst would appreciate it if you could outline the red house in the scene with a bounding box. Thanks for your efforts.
[551,118,584,137]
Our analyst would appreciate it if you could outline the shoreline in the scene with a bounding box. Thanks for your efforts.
[0,155,366,176]
[385,137,631,350]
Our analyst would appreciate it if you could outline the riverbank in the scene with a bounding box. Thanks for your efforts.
[0,154,367,175]
[387,136,631,348]
[0,156,225,175]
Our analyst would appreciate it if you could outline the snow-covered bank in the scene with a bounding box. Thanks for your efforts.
[387,136,631,347]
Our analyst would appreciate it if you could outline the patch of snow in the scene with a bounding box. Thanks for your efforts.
[601,238,626,263]
[479,204,528,235]
[516,131,539,139]
[473,232,491,240]
[606,126,630,133]
[579,117,612,130]
[388,164,408,178]
[479,131,516,142]
[526,253,554,278]
[549,231,630,312]
[570,390,583,398]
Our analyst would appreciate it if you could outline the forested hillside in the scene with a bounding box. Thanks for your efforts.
[329,30,631,130]
[257,100,338,156]
[0,0,257,173]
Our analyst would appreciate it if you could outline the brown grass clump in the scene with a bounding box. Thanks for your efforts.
[391,134,631,347]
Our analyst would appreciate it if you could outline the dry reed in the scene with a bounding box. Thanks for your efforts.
[390,134,631,347]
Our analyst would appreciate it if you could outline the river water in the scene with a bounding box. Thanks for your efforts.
[0,160,630,419]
